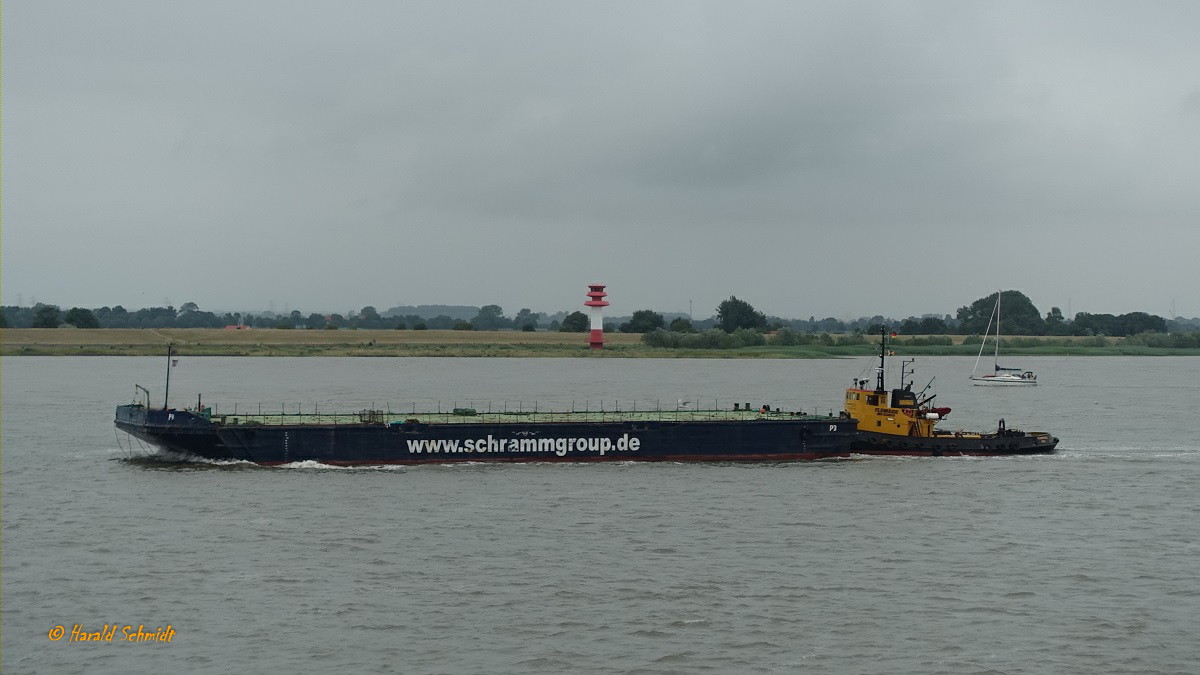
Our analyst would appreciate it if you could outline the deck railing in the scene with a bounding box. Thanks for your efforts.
[202,403,823,427]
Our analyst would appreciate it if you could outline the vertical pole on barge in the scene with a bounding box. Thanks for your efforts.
[164,344,174,409]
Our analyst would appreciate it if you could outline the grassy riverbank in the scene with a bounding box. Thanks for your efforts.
[1,328,636,357]
[735,343,1200,357]
[4,328,1199,357]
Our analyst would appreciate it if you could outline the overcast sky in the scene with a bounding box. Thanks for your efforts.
[5,1,1199,320]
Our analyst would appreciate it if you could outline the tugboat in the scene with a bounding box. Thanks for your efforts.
[843,331,1058,456]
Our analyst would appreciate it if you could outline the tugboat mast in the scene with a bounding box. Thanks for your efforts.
[876,329,888,393]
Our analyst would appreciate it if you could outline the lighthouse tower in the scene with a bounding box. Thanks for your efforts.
[584,284,609,349]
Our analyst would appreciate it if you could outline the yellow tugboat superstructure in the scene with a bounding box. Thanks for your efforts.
[844,386,941,438]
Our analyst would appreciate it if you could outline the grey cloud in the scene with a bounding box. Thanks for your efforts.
[5,1,1199,319]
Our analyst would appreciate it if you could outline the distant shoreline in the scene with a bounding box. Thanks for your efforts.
[3,328,1198,357]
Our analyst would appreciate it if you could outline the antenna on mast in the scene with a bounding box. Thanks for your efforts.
[875,328,889,392]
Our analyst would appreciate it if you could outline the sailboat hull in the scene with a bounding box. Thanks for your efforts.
[970,375,1037,386]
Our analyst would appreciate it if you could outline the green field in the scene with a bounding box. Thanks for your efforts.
[1,328,636,357]
[2,328,1198,357]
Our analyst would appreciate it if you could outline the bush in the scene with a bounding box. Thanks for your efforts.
[642,329,677,348]
[642,328,765,349]
[1175,332,1200,348]
[835,333,868,346]
[731,328,766,347]
[1120,331,1200,348]
[768,328,820,346]
[896,335,953,346]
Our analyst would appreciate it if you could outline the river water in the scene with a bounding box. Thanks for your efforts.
[3,355,1198,673]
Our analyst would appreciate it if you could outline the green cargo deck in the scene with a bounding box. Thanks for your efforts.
[202,407,832,427]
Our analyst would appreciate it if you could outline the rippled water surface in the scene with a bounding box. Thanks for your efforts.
[4,355,1199,673]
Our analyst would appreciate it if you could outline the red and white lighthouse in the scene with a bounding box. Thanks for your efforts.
[584,284,609,349]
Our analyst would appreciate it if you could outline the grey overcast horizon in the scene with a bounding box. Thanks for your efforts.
[4,2,1199,320]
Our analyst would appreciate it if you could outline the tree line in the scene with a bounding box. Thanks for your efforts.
[3,290,1196,338]
[637,293,1200,350]
[0,303,552,332]
[633,292,1192,338]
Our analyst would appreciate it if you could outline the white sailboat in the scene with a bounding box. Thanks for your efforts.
[970,291,1037,386]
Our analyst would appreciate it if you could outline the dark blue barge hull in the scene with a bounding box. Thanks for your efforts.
[115,404,858,465]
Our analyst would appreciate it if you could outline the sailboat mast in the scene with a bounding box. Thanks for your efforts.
[970,294,997,379]
[994,290,1001,371]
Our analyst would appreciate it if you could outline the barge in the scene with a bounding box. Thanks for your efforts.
[114,403,856,465]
